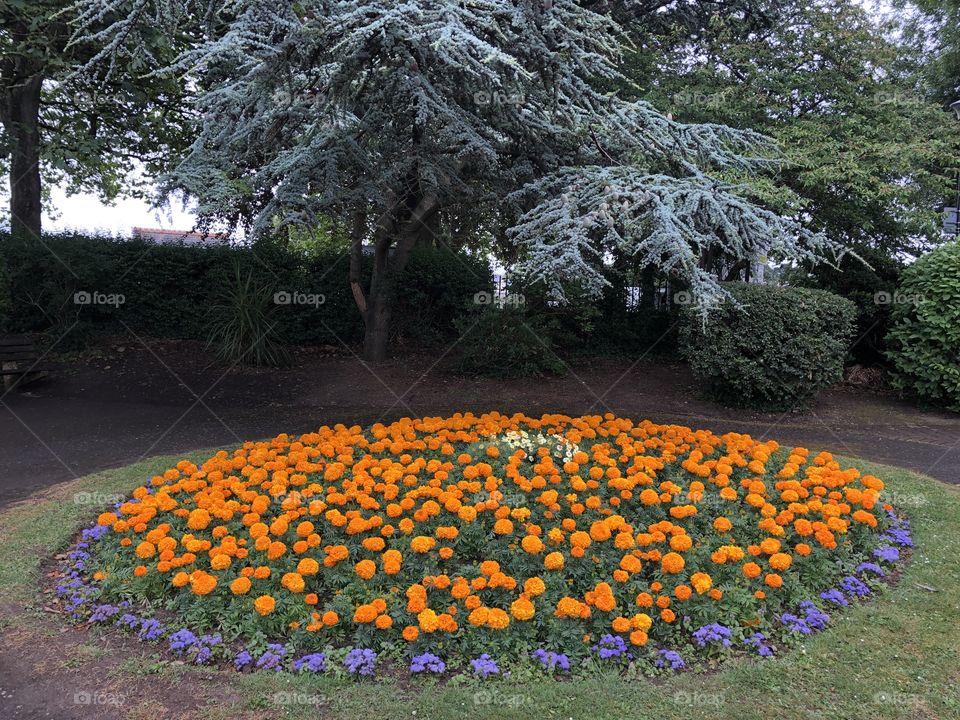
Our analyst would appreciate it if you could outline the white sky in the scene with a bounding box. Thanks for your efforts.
[46,185,196,236]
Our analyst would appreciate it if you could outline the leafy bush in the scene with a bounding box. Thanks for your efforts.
[886,241,960,410]
[679,283,856,410]
[453,303,566,378]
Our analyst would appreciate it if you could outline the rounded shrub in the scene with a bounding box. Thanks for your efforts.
[678,283,856,410]
[886,241,960,411]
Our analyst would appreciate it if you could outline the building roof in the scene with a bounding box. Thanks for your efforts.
[132,227,229,245]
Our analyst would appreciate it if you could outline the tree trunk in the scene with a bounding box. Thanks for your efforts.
[362,295,392,362]
[3,75,43,240]
[639,263,656,309]
[349,193,440,362]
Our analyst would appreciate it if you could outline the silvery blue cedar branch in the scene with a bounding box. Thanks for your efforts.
[68,0,848,318]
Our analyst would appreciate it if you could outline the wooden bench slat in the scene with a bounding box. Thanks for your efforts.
[0,367,45,376]
[0,353,39,361]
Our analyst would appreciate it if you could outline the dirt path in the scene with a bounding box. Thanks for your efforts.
[1,337,958,510]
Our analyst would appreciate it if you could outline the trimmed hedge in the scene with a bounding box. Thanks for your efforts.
[0,232,491,350]
[678,282,856,410]
[887,241,960,411]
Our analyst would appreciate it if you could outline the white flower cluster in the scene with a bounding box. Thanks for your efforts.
[499,430,580,465]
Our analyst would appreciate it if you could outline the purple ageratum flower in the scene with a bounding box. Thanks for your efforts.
[593,634,629,659]
[883,527,913,548]
[115,613,140,630]
[745,633,774,658]
[819,588,849,607]
[533,649,570,672]
[256,643,288,671]
[169,629,199,652]
[856,562,885,577]
[192,634,221,665]
[780,613,812,635]
[692,623,733,648]
[655,649,686,670]
[799,601,829,631]
[840,575,872,598]
[137,618,164,641]
[292,653,328,673]
[470,654,500,678]
[874,546,900,563]
[410,653,446,674]
[89,603,120,623]
[344,648,377,677]
[234,650,253,671]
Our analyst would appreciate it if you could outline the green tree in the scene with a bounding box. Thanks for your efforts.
[74,1,845,362]
[629,0,960,258]
[0,1,190,239]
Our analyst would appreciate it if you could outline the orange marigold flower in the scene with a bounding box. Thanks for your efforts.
[355,559,377,580]
[713,517,732,532]
[769,552,792,571]
[511,597,535,621]
[190,571,217,596]
[544,551,565,571]
[254,595,276,615]
[661,552,685,574]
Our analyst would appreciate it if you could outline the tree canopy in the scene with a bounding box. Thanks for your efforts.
[71,0,848,359]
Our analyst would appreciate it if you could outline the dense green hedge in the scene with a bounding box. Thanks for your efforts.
[678,283,857,410]
[0,232,491,349]
[887,241,960,411]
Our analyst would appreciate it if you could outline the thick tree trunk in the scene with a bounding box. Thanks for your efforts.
[349,193,440,363]
[362,296,392,362]
[3,75,43,240]
[639,263,657,309]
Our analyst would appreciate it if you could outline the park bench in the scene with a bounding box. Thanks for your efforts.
[0,334,46,390]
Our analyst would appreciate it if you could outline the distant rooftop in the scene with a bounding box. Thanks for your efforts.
[132,227,229,245]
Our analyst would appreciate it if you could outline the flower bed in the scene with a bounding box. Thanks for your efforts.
[55,413,912,677]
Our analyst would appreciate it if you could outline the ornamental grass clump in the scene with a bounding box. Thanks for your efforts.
[57,413,909,677]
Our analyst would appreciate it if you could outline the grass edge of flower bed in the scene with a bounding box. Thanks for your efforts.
[1,451,959,720]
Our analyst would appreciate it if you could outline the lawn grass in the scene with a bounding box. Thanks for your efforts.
[1,452,958,720]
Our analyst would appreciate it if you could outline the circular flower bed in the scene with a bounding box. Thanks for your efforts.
[56,413,912,677]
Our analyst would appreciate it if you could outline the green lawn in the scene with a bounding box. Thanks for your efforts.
[1,452,958,720]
